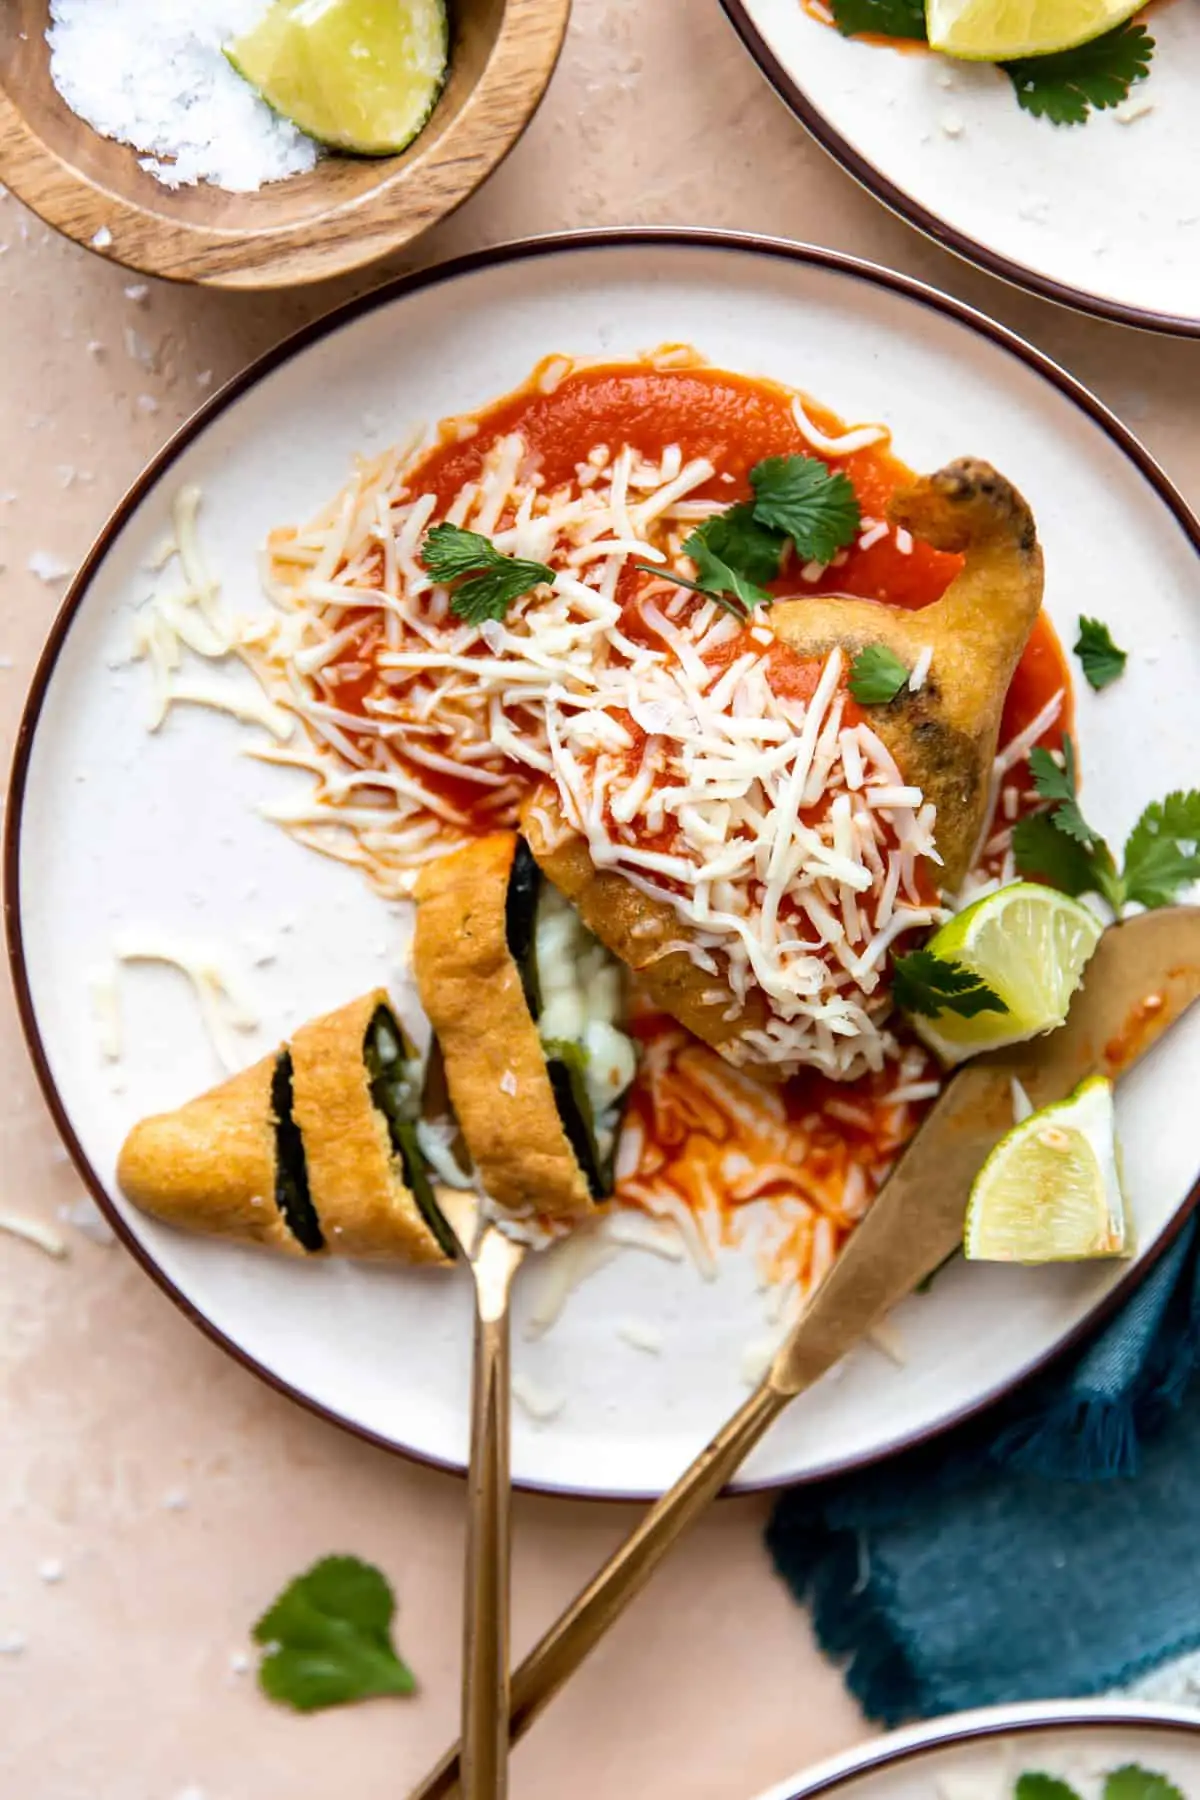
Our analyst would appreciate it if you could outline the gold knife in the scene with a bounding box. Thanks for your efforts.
[409,907,1200,1800]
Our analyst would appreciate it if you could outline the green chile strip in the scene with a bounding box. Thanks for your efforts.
[504,842,612,1197]
[505,836,543,1019]
[270,1051,324,1253]
[363,1006,457,1259]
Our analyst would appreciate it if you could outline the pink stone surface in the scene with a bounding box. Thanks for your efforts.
[1,3,1198,1795]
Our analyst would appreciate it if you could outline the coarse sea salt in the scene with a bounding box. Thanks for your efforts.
[47,0,320,193]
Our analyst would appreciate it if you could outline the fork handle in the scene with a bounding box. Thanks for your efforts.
[413,1377,788,1800]
[461,1297,513,1800]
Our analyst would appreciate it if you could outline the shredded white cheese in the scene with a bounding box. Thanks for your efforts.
[0,1215,69,1259]
[112,935,260,1074]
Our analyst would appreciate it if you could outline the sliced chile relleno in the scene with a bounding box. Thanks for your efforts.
[505,836,543,1019]
[363,1006,457,1260]
[270,1052,324,1252]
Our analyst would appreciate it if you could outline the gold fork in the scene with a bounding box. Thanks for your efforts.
[438,1189,526,1800]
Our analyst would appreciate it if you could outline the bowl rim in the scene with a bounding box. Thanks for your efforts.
[753,1699,1200,1800]
[0,0,571,289]
[6,227,1200,1498]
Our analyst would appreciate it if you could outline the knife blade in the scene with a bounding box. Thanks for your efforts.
[772,905,1200,1395]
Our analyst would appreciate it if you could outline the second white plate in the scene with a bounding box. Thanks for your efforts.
[723,0,1200,334]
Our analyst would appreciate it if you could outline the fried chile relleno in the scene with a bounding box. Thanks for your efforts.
[413,833,636,1218]
[118,990,453,1262]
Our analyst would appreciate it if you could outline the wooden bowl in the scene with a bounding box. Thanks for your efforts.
[0,0,570,289]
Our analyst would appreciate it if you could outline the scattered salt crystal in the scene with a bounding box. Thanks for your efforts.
[47,1,320,193]
[939,112,965,138]
[38,1560,65,1585]
[161,1488,189,1511]
[27,551,72,585]
[229,1651,250,1675]
[124,282,149,302]
[137,394,161,415]
[500,1070,518,1096]
[123,325,158,371]
[90,226,112,250]
[57,465,77,487]
[196,370,214,389]
[86,340,105,360]
[0,1632,27,1656]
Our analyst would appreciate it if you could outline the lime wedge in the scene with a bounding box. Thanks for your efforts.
[227,0,449,157]
[907,881,1102,1067]
[927,0,1142,61]
[964,1074,1131,1262]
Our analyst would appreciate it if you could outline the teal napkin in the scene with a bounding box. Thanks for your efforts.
[767,1217,1200,1725]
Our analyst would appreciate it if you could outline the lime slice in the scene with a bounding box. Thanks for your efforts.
[927,0,1142,61]
[964,1074,1131,1262]
[227,0,449,157]
[908,881,1102,1066]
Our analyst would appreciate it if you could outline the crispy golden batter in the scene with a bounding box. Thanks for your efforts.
[521,803,770,1057]
[524,461,1042,1056]
[289,990,449,1265]
[772,457,1044,890]
[116,1053,302,1254]
[413,833,594,1219]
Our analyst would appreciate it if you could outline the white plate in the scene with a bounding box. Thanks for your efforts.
[722,0,1200,334]
[755,1701,1200,1800]
[8,232,1200,1500]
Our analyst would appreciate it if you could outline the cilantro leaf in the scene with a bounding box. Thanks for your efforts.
[253,1555,416,1713]
[1020,740,1124,910]
[689,504,783,585]
[1011,812,1100,898]
[829,0,927,38]
[849,643,910,704]
[1122,790,1200,909]
[1074,616,1127,691]
[1104,1766,1185,1800]
[653,505,780,615]
[421,523,554,625]
[750,455,862,565]
[1016,1777,1085,1800]
[892,949,1009,1019]
[1004,23,1154,127]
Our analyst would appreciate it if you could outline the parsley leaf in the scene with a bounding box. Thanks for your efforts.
[421,523,555,625]
[1015,1777,1084,1800]
[253,1555,416,1714]
[892,949,1009,1019]
[750,456,862,564]
[1104,1767,1185,1800]
[1122,790,1200,910]
[829,0,927,38]
[1074,615,1127,691]
[1004,23,1154,126]
[849,643,910,704]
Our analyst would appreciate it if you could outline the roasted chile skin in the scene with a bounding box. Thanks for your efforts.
[506,838,615,1202]
[271,1051,324,1253]
[362,1005,458,1260]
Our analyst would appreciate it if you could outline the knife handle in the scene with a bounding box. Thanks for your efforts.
[408,1378,789,1800]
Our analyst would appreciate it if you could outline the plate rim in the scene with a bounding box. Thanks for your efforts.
[7,225,1200,1500]
[718,0,1200,342]
[753,1699,1200,1800]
